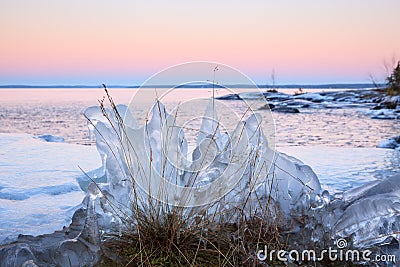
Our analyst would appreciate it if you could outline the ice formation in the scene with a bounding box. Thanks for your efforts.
[77,100,400,265]
[334,174,400,247]
[81,100,323,215]
[1,99,400,266]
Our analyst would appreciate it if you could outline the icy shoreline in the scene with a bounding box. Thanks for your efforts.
[0,84,399,265]
[1,100,399,265]
[218,88,400,119]
[0,133,100,245]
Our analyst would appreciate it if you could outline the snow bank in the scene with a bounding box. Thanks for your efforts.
[0,133,100,244]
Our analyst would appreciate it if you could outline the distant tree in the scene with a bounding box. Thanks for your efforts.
[386,61,400,95]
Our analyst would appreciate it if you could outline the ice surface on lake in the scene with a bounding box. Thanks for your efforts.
[0,134,100,244]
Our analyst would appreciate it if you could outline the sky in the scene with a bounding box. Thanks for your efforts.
[1,0,400,85]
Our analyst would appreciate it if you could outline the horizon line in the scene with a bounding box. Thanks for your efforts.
[0,82,385,89]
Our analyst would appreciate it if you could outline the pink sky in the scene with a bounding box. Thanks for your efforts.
[1,0,400,85]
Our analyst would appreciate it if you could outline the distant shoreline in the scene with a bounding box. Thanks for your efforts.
[0,83,385,89]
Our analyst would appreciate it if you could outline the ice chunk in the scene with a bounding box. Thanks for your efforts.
[114,104,138,129]
[35,134,64,143]
[368,109,400,120]
[83,106,112,141]
[197,99,222,148]
[378,136,400,150]
[266,151,322,214]
[334,174,400,247]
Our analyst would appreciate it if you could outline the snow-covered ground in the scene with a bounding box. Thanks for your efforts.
[279,146,400,193]
[0,133,100,244]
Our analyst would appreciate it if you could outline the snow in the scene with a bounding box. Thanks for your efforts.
[368,109,400,120]
[217,89,400,120]
[279,146,400,192]
[0,183,79,201]
[0,133,100,244]
[237,91,264,99]
[293,92,329,102]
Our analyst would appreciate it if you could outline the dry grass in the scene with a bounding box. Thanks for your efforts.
[85,85,291,267]
[101,210,286,266]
